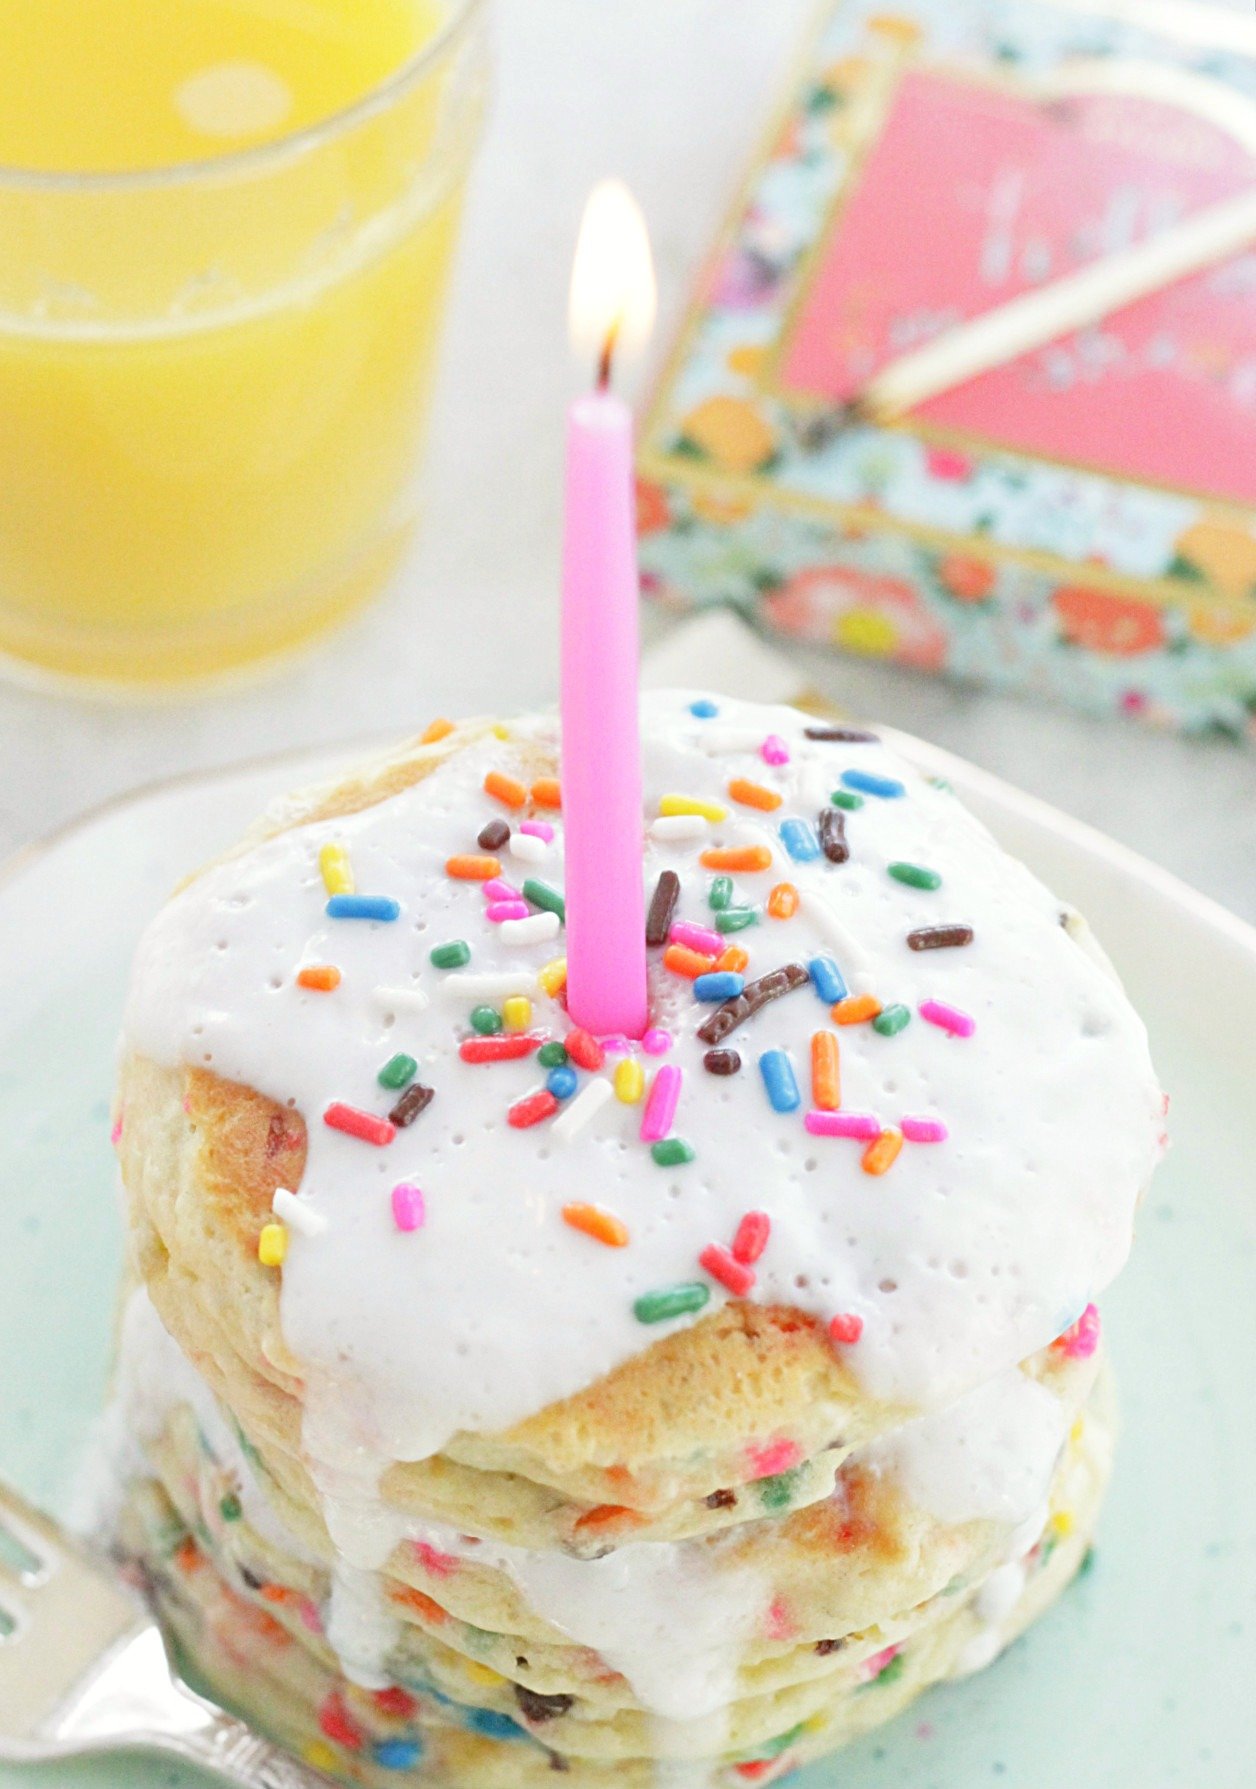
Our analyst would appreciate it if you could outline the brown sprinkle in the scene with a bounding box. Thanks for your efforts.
[703,1048,742,1076]
[696,962,810,1047]
[804,725,879,743]
[907,924,974,951]
[814,1638,846,1656]
[818,806,849,864]
[705,1488,738,1510]
[389,1083,435,1127]
[515,1685,574,1724]
[645,870,681,948]
[478,817,511,852]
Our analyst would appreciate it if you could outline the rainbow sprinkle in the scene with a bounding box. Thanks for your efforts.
[391,1183,426,1232]
[326,895,400,922]
[920,999,976,1038]
[640,1064,682,1141]
[634,1282,710,1324]
[805,1111,881,1140]
[759,1049,801,1113]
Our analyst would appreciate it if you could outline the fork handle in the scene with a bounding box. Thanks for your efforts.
[165,1708,339,1788]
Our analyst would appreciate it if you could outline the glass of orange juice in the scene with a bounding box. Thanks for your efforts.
[0,0,488,687]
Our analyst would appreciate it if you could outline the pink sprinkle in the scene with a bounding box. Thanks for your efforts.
[486,900,530,922]
[901,1115,949,1143]
[642,1027,673,1056]
[765,1596,797,1641]
[391,1182,425,1232]
[110,1114,124,1147]
[483,877,521,902]
[746,1439,802,1480]
[519,819,554,842]
[670,920,724,957]
[732,1210,771,1265]
[411,1540,458,1577]
[600,1034,632,1054]
[920,999,975,1038]
[1055,1302,1101,1359]
[805,1110,881,1140]
[829,1312,864,1346]
[298,1597,323,1634]
[700,1243,755,1297]
[761,734,790,766]
[640,1063,682,1142]
[861,1643,900,1683]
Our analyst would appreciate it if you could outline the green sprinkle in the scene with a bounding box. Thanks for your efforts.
[888,861,942,891]
[831,789,864,811]
[872,1004,911,1036]
[874,1652,906,1685]
[470,1005,502,1035]
[378,1053,418,1090]
[522,878,566,922]
[218,1494,242,1523]
[764,1723,808,1758]
[634,1281,710,1324]
[715,908,758,933]
[537,1041,569,1069]
[758,1466,804,1512]
[430,940,471,969]
[1079,1544,1097,1578]
[651,1138,695,1167]
[708,875,734,911]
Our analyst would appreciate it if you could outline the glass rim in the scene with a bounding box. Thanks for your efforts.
[0,0,486,194]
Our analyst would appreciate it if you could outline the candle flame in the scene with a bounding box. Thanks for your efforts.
[569,180,657,386]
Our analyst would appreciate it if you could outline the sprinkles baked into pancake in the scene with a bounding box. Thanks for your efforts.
[107,692,1165,1783]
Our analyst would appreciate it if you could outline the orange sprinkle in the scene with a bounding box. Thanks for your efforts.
[391,1585,449,1625]
[833,994,882,1025]
[728,778,783,812]
[563,1203,630,1248]
[260,1583,299,1606]
[811,1031,841,1111]
[445,854,501,880]
[700,846,774,872]
[420,718,455,744]
[716,945,750,974]
[531,777,563,809]
[484,770,528,809]
[297,965,341,992]
[862,1128,904,1176]
[663,942,719,979]
[767,882,799,919]
[174,1537,204,1575]
[574,1504,644,1535]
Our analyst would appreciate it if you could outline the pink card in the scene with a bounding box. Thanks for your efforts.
[781,69,1256,504]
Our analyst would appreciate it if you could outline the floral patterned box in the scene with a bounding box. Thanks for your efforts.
[637,0,1256,740]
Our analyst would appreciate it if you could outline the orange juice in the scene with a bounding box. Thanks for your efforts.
[0,0,486,684]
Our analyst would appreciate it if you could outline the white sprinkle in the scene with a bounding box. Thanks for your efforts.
[650,814,709,841]
[552,1077,614,1143]
[438,972,534,999]
[509,832,548,863]
[500,912,561,946]
[272,1187,327,1237]
[374,985,429,1016]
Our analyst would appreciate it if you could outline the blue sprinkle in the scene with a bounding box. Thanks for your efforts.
[841,769,905,800]
[693,971,745,1003]
[779,818,821,863]
[808,955,848,1005]
[689,698,719,718]
[546,1065,578,1100]
[373,1739,423,1770]
[326,894,401,922]
[467,1708,525,1741]
[758,1048,801,1114]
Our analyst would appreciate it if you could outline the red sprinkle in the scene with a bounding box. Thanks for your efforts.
[323,1102,396,1147]
[829,1313,864,1346]
[699,1244,756,1297]
[508,1089,559,1128]
[372,1687,419,1720]
[459,1033,544,1064]
[1052,1302,1101,1359]
[411,1540,458,1578]
[565,1027,606,1071]
[732,1210,771,1265]
[746,1438,803,1479]
[318,1692,366,1751]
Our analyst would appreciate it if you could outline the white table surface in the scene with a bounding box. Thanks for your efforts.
[1,0,1253,923]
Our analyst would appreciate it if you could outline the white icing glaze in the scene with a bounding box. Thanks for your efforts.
[122,691,1163,1477]
[867,1371,1067,1529]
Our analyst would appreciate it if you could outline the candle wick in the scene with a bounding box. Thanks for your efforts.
[596,320,620,393]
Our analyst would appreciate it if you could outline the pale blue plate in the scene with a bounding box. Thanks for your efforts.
[1,735,1252,1787]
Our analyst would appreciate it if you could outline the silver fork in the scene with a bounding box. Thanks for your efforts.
[0,1477,334,1786]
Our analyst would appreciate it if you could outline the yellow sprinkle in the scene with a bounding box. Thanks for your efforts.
[1051,1509,1075,1538]
[614,1058,645,1103]
[502,995,532,1033]
[491,723,510,740]
[659,793,728,822]
[257,1223,288,1268]
[463,1661,506,1688]
[318,842,353,896]
[538,956,568,996]
[1070,1416,1085,1444]
[802,1713,828,1735]
[304,1743,341,1772]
